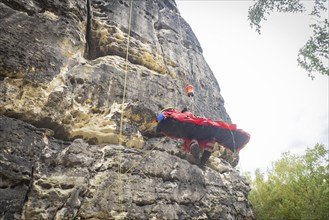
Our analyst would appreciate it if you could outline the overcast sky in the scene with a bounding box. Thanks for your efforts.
[176,1,329,174]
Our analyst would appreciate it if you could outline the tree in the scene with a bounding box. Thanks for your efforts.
[247,144,329,220]
[248,0,329,79]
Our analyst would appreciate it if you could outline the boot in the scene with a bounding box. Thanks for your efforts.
[190,140,200,160]
[200,150,211,167]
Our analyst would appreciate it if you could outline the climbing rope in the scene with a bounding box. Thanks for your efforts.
[117,0,133,216]
[176,10,189,85]
[116,0,170,216]
[229,129,237,153]
[176,11,197,114]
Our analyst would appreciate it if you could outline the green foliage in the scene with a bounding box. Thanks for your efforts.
[248,0,305,34]
[248,0,329,78]
[247,144,329,220]
[297,19,329,79]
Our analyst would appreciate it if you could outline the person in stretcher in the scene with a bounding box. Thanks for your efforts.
[156,107,250,167]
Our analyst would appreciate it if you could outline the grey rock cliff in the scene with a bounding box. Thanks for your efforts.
[0,0,254,219]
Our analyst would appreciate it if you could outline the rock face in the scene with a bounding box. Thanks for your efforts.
[0,0,254,219]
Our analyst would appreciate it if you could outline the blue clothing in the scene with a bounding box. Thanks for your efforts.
[157,112,165,123]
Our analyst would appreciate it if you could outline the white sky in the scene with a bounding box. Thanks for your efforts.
[176,1,329,174]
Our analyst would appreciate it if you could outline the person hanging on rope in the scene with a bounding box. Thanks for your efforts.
[155,84,250,167]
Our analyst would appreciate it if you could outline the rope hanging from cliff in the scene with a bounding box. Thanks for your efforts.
[229,129,237,153]
[118,0,133,216]
[176,10,186,83]
[176,11,196,114]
